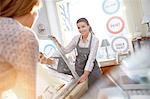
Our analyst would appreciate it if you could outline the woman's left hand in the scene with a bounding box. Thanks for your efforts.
[38,52,47,64]
[77,71,90,83]
[38,52,55,64]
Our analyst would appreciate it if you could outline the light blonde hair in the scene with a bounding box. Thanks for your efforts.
[0,0,41,17]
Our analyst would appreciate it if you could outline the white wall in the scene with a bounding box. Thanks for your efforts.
[32,0,62,41]
[123,0,144,36]
[32,0,51,39]
[33,0,150,41]
[141,0,150,17]
[45,0,62,42]
[123,0,150,37]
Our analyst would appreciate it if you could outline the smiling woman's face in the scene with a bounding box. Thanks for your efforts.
[77,21,90,37]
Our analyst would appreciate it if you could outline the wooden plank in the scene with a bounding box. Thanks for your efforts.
[65,80,88,99]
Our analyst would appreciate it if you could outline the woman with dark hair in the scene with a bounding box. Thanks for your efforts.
[52,18,101,86]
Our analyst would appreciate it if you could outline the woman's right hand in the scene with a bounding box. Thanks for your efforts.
[77,71,90,84]
[50,35,61,47]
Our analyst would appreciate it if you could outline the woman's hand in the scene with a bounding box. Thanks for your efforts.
[38,52,46,64]
[38,52,55,64]
[77,71,90,83]
[46,58,55,64]
[50,35,61,47]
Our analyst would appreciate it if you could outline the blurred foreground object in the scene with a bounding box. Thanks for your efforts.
[0,61,17,98]
[121,47,150,83]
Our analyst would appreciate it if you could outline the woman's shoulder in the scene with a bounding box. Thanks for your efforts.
[13,22,37,40]
[71,35,80,41]
[92,34,99,42]
[21,27,38,39]
[1,17,38,41]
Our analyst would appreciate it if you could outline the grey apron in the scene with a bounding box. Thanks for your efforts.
[75,34,101,86]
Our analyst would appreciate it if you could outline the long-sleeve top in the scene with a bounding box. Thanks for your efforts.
[61,33,99,72]
[0,17,39,98]
[0,17,39,77]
